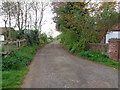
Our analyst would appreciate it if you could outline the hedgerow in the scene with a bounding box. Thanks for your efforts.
[2,45,39,71]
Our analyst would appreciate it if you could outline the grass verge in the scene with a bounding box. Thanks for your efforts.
[77,51,119,69]
[2,45,40,88]
[2,67,28,88]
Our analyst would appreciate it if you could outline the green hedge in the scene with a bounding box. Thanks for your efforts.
[2,45,40,71]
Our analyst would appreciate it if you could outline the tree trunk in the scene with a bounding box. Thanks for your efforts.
[17,2,21,30]
[20,9,24,30]
[35,9,38,30]
[39,2,44,32]
[8,10,11,40]
[24,4,27,29]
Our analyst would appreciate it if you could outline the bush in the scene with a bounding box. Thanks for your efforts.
[60,29,98,53]
[2,45,39,71]
[70,40,88,53]
[60,30,78,51]
[40,33,48,44]
[26,30,40,45]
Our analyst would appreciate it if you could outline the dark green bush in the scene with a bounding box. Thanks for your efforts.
[26,30,40,45]
[40,33,48,44]
[16,30,40,45]
[2,45,39,71]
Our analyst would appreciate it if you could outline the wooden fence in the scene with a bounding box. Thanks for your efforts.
[0,39,27,55]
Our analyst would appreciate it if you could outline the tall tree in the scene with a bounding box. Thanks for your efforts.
[53,1,119,52]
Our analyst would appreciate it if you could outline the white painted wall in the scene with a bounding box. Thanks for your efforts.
[0,35,4,41]
[106,31,120,43]
[118,31,120,37]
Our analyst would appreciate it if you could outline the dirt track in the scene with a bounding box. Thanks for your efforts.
[22,41,118,88]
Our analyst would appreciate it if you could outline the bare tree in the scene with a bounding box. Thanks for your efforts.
[1,1,17,39]
[30,2,49,31]
[3,15,8,28]
[38,2,44,32]
[15,2,25,30]
[30,2,39,30]
[24,3,28,30]
[38,2,50,32]
[20,8,24,30]
[2,2,11,27]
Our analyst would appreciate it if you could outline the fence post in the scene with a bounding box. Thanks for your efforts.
[0,39,27,55]
[18,40,20,48]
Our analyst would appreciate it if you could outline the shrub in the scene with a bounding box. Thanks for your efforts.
[2,45,39,71]
[60,30,78,51]
[26,30,40,45]
[40,33,48,44]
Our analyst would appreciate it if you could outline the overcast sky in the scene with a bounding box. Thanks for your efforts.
[40,4,61,38]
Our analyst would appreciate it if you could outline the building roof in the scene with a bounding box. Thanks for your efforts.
[0,27,14,34]
[0,27,6,34]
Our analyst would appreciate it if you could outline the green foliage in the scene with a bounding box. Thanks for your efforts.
[48,36,54,41]
[2,45,40,71]
[78,51,119,69]
[54,2,119,52]
[11,31,19,40]
[60,30,78,51]
[40,33,48,44]
[2,45,40,88]
[95,7,120,41]
[54,2,119,69]
[4,29,40,45]
[26,30,40,45]
[40,33,54,44]
[60,29,99,53]
[71,40,88,53]
[17,30,40,45]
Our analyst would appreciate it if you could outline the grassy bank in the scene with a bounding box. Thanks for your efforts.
[2,67,28,88]
[2,45,40,88]
[77,51,119,69]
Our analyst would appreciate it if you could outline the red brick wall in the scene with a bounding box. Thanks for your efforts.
[89,39,120,61]
[108,39,120,61]
[89,43,108,52]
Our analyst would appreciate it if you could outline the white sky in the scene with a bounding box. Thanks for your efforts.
[40,4,61,38]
